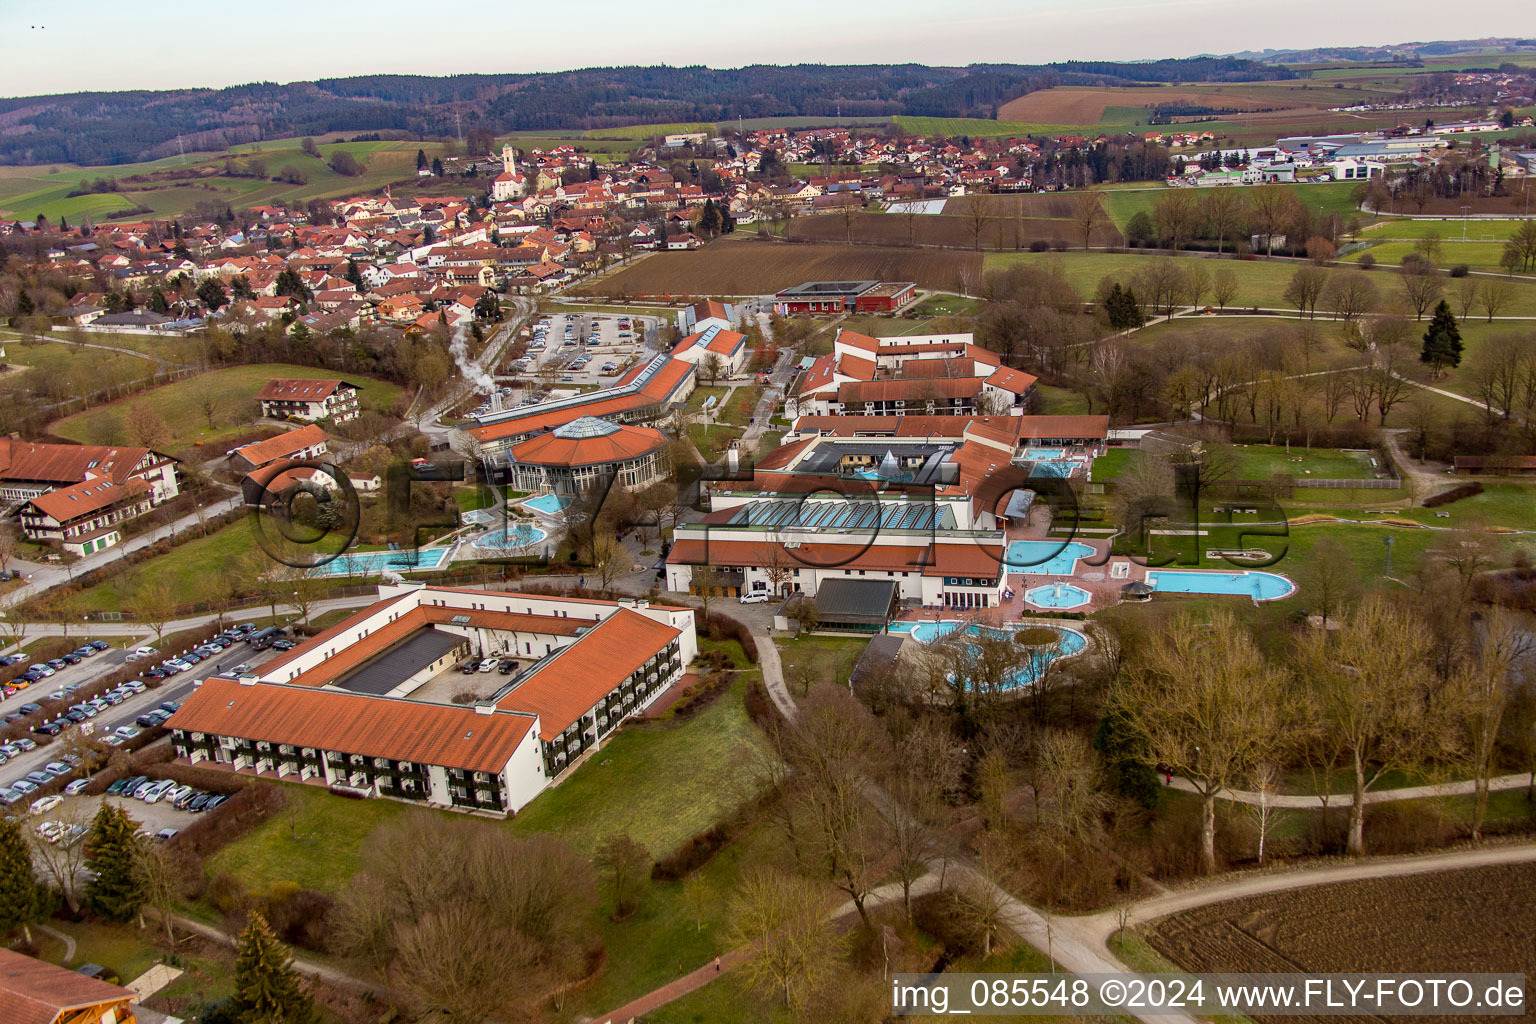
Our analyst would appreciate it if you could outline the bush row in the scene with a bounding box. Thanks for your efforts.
[1423,482,1484,508]
[698,611,759,663]
[651,790,775,882]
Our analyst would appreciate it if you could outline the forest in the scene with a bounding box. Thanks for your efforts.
[0,59,1292,167]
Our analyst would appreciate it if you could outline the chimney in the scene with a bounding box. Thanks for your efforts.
[474,701,496,716]
[238,674,259,686]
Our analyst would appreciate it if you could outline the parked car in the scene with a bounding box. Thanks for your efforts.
[30,795,63,815]
[64,779,90,796]
[460,659,480,674]
[189,792,216,812]
[115,726,140,741]
[43,762,72,778]
[133,646,158,657]
[31,721,65,736]
[270,639,296,651]
[153,828,178,842]
[478,658,500,673]
[0,789,22,806]
[738,590,769,604]
[10,779,37,795]
[90,640,110,651]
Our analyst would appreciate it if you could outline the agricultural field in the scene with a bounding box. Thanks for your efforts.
[998,84,1326,125]
[49,362,405,454]
[1146,862,1536,994]
[786,211,1122,249]
[585,122,715,140]
[573,241,983,298]
[891,116,1079,138]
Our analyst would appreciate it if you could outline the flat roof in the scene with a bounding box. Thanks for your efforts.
[776,280,879,298]
[812,578,899,623]
[335,628,463,695]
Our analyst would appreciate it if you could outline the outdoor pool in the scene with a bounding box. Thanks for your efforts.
[521,493,569,517]
[1025,582,1092,609]
[1005,540,1094,575]
[1028,461,1084,478]
[889,621,1088,690]
[1022,447,1066,461]
[1145,569,1296,601]
[476,524,549,549]
[315,547,450,577]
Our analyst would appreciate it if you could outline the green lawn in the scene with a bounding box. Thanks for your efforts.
[892,116,1083,137]
[586,122,715,140]
[206,782,413,895]
[1034,383,1091,416]
[50,519,261,615]
[34,920,165,980]
[1228,444,1378,480]
[984,250,1536,315]
[3,338,156,387]
[49,363,404,452]
[685,385,728,414]
[1362,218,1527,241]
[1341,239,1524,275]
[510,673,767,859]
[776,635,869,697]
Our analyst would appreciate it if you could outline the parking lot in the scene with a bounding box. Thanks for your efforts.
[1,631,288,797]
[485,312,659,411]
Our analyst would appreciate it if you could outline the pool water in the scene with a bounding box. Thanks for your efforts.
[477,524,549,549]
[1025,582,1091,609]
[1022,447,1066,460]
[1029,461,1081,478]
[889,621,1087,690]
[316,547,450,577]
[1004,540,1094,575]
[1146,569,1295,600]
[521,493,569,517]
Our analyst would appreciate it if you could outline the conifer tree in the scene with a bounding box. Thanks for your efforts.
[231,913,317,1024]
[0,817,45,943]
[1420,299,1463,375]
[83,803,144,922]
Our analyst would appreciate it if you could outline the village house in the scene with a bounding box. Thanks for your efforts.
[255,378,362,424]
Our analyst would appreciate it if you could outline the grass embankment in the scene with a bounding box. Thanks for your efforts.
[50,363,404,452]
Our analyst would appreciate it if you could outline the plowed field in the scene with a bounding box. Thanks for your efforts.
[1000,86,1286,125]
[571,242,983,297]
[1145,862,1536,1024]
[785,212,1121,249]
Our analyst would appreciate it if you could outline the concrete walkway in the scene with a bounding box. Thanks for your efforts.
[1169,771,1533,808]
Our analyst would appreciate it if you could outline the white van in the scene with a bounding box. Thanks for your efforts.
[738,591,769,605]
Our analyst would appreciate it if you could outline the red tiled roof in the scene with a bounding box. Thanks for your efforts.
[668,537,1004,579]
[0,439,156,487]
[834,329,879,352]
[167,676,536,773]
[497,609,680,739]
[256,378,358,401]
[985,366,1040,393]
[839,377,982,402]
[230,424,329,469]
[0,948,135,1024]
[26,476,148,523]
[510,423,668,468]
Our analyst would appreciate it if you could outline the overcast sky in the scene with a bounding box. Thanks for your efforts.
[1,0,1528,96]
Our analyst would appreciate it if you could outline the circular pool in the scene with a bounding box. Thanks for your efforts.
[1024,582,1092,610]
[475,523,548,549]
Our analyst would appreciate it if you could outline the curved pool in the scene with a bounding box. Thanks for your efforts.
[476,523,549,549]
[1005,540,1094,575]
[1145,569,1295,601]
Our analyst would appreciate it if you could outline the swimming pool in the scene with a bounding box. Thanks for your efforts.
[521,493,569,517]
[1025,582,1091,609]
[1029,461,1082,478]
[1022,447,1066,460]
[315,547,450,577]
[1145,569,1296,601]
[890,621,1088,690]
[476,524,548,549]
[1004,540,1094,575]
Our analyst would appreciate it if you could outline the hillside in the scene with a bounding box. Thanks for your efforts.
[0,59,1290,167]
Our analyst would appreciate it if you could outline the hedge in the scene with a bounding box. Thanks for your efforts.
[1424,482,1483,507]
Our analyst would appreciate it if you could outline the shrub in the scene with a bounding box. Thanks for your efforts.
[1028,240,1050,253]
[1448,263,1470,278]
[743,676,781,729]
[1358,253,1375,270]
[1423,482,1483,507]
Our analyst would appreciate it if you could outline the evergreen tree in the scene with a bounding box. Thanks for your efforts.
[147,288,169,314]
[173,239,191,260]
[275,268,312,302]
[1419,299,1463,374]
[83,804,144,922]
[696,198,721,238]
[1105,283,1143,330]
[416,148,428,171]
[14,288,34,318]
[58,215,69,232]
[431,157,444,177]
[196,277,229,312]
[231,913,316,1024]
[589,160,598,181]
[0,817,46,943]
[474,290,503,321]
[230,275,256,301]
[345,259,363,291]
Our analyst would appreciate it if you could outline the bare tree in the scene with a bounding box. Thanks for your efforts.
[1152,190,1199,252]
[1242,761,1282,865]
[1211,267,1239,311]
[1284,266,1329,318]
[1199,188,1245,255]
[961,195,990,252]
[1322,273,1378,321]
[1399,262,1444,320]
[1109,610,1290,873]
[1477,277,1514,322]
[1071,191,1107,250]
[392,905,532,1024]
[1295,597,1456,855]
[729,869,844,1010]
[1457,609,1534,839]
[133,838,182,942]
[29,804,91,913]
[1180,261,1211,309]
